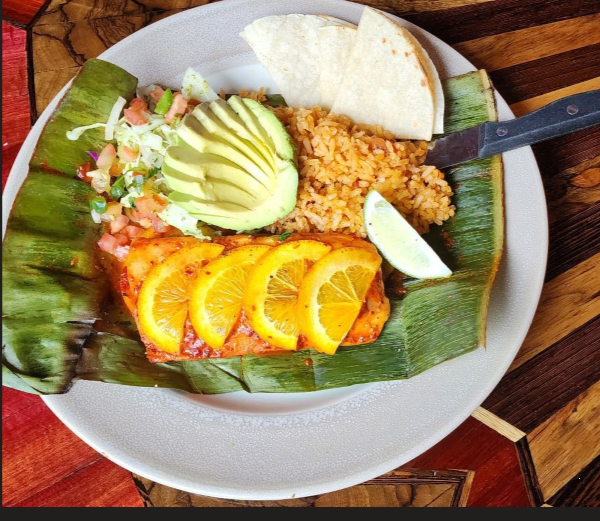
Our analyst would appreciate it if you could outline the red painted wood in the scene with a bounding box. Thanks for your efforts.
[2,385,39,420]
[0,16,141,511]
[2,389,102,506]
[2,0,46,27]
[2,22,30,190]
[2,388,142,507]
[13,458,144,508]
[407,417,533,507]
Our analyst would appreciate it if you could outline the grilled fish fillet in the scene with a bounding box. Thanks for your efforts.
[120,233,390,363]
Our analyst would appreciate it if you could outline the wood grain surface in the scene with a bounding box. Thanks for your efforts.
[135,469,474,507]
[547,455,600,507]
[528,380,600,500]
[2,0,599,508]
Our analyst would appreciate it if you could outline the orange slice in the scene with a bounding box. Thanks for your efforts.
[244,240,331,349]
[298,247,382,355]
[137,243,224,353]
[122,237,198,312]
[189,245,271,349]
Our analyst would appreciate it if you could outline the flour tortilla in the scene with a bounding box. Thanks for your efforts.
[319,25,356,110]
[330,7,435,140]
[240,15,347,109]
[402,29,445,134]
[319,14,445,134]
[317,15,355,27]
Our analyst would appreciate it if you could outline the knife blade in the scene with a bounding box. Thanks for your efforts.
[426,89,600,170]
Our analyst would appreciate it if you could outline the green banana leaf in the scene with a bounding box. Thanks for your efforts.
[2,60,502,395]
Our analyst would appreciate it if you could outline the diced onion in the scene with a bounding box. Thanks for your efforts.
[114,246,130,262]
[141,152,164,170]
[137,84,160,101]
[90,210,102,224]
[89,169,111,194]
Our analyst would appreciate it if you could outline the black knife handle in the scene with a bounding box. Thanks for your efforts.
[479,90,600,158]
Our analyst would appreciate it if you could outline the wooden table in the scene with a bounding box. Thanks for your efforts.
[2,0,599,508]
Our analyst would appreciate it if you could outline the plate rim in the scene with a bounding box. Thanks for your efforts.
[3,0,548,501]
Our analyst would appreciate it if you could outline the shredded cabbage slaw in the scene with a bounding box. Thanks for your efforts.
[66,68,219,247]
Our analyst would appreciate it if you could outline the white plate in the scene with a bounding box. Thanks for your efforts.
[2,0,548,501]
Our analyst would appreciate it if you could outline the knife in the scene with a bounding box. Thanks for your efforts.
[426,89,600,169]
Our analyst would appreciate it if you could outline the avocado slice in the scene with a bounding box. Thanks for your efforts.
[192,104,274,176]
[226,96,277,157]
[164,166,261,210]
[169,159,298,230]
[164,147,270,208]
[177,115,273,189]
[241,98,296,163]
[169,192,249,217]
[167,91,299,231]
[163,164,219,201]
[209,99,275,170]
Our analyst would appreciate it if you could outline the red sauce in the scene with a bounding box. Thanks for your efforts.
[76,161,94,183]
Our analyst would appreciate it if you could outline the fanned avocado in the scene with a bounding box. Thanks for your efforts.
[168,158,298,230]
[163,96,299,231]
[177,115,273,188]
[227,96,277,156]
[209,98,275,170]
[164,147,270,208]
[163,164,246,205]
[241,98,296,163]
[192,104,273,176]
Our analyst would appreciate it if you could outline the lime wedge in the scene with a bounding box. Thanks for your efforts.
[364,191,452,279]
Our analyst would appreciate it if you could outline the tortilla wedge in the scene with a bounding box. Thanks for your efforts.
[319,12,444,132]
[240,14,347,109]
[319,25,356,110]
[402,28,445,134]
[330,7,435,140]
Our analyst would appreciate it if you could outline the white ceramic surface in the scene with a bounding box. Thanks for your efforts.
[2,0,548,501]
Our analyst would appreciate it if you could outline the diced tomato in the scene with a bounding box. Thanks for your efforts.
[96,144,117,168]
[110,214,130,234]
[114,245,130,262]
[150,86,165,104]
[118,145,138,163]
[98,232,130,261]
[186,98,200,114]
[130,98,148,112]
[98,233,118,254]
[113,233,130,246]
[124,225,144,238]
[134,195,168,215]
[124,108,148,126]
[151,218,170,233]
[165,93,188,124]
[130,195,169,232]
